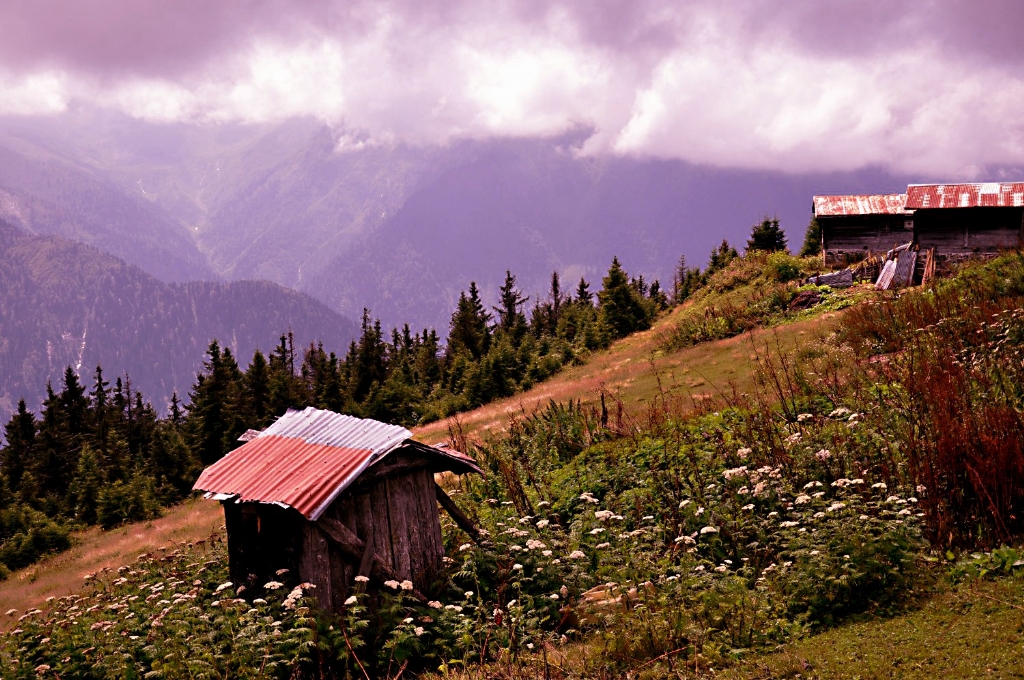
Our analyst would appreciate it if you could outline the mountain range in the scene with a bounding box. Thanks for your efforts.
[0,108,914,334]
[0,219,355,422]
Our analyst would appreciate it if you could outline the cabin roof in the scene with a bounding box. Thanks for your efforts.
[812,193,908,217]
[193,407,481,521]
[906,183,1024,209]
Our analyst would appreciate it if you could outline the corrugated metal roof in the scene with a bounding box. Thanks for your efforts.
[813,193,907,217]
[193,407,480,521]
[906,183,1024,209]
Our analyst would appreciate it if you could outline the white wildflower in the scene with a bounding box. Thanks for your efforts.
[384,580,400,589]
[812,491,826,498]
[797,413,813,422]
[699,526,719,535]
[403,617,414,624]
[780,521,800,528]
[589,527,605,535]
[513,563,523,571]
[542,549,553,557]
[804,481,823,489]
[741,504,755,511]
[263,581,283,590]
[679,499,691,508]
[827,502,846,512]
[414,626,424,636]
[344,596,358,606]
[829,407,851,417]
[795,494,812,505]
[871,482,887,490]
[549,593,559,600]
[594,510,614,521]
[400,580,414,591]
[354,575,370,583]
[568,550,586,559]
[596,542,611,549]
[737,447,752,458]
[714,565,728,573]
[459,543,473,551]
[815,449,831,461]
[535,519,550,529]
[215,582,233,593]
[723,465,748,480]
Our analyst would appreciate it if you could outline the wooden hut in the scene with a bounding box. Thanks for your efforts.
[813,193,912,266]
[906,183,1024,257]
[193,407,482,613]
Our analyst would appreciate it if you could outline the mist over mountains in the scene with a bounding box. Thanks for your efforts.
[0,109,914,336]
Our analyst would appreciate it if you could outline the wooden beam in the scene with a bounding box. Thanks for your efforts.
[434,483,486,545]
[314,516,427,602]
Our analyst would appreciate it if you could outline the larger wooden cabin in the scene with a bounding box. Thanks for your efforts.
[193,407,482,614]
[814,183,1024,267]
[907,183,1024,257]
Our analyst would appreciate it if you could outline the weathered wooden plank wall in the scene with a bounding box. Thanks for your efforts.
[821,214,910,264]
[915,207,1024,254]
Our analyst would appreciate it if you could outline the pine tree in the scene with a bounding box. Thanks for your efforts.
[707,240,739,275]
[70,445,102,525]
[448,282,492,359]
[575,277,593,305]
[599,257,652,338]
[1,399,36,490]
[672,255,703,304]
[187,341,244,465]
[245,350,271,426]
[746,216,788,253]
[493,270,529,341]
[800,217,822,257]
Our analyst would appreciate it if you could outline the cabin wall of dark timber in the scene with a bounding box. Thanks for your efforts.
[299,464,445,613]
[220,447,449,616]
[223,502,303,587]
[820,214,912,264]
[913,207,1024,255]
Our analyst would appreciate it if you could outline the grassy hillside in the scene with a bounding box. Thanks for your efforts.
[3,252,1023,678]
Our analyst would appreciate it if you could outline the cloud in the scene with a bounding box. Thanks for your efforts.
[1,0,1023,176]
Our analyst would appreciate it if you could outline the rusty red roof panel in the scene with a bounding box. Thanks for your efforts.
[813,193,907,216]
[193,407,481,520]
[194,435,373,519]
[906,183,1024,209]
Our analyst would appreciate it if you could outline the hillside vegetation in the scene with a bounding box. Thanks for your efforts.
[5,249,1023,677]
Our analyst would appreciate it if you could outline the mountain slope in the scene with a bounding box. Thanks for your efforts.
[0,220,355,421]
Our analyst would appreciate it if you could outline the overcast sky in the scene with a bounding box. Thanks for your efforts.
[1,0,1022,176]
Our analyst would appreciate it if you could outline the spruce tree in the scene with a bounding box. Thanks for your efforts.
[1,399,36,490]
[800,217,822,257]
[448,282,492,359]
[493,270,529,341]
[707,240,739,275]
[746,216,788,253]
[575,277,593,305]
[599,257,652,338]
